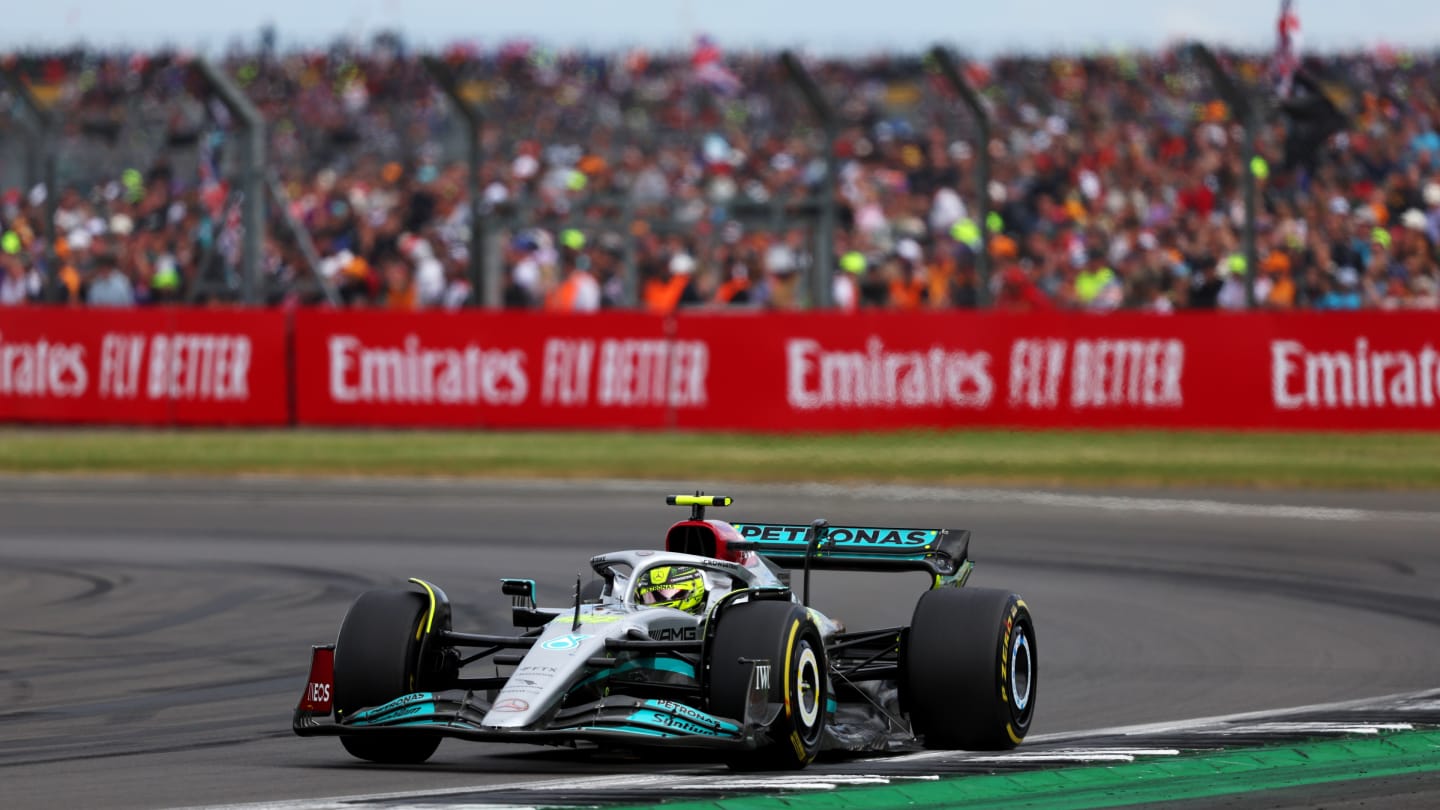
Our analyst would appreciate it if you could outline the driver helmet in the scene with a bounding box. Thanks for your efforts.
[635,566,707,614]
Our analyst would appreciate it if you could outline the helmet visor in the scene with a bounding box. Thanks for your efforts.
[639,586,686,605]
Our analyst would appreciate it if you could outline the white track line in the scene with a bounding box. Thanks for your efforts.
[1195,722,1414,735]
[178,689,1440,810]
[451,478,1440,524]
[446,477,1440,524]
[785,482,1440,524]
[181,773,686,810]
[969,747,1182,761]
[181,773,941,809]
[864,687,1440,765]
[10,475,1438,524]
[671,775,938,791]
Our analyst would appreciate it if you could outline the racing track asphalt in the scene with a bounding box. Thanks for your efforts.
[1,476,1438,809]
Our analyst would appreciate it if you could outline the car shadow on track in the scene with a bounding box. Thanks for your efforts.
[292,745,729,774]
[290,744,897,775]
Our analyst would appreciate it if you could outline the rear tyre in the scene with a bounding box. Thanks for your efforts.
[332,588,442,764]
[903,588,1036,750]
[707,601,827,770]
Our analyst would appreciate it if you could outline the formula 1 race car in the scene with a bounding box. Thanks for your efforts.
[293,495,1036,768]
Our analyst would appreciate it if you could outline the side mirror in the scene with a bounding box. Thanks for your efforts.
[500,578,537,610]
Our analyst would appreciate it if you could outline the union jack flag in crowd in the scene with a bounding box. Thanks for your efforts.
[691,35,742,96]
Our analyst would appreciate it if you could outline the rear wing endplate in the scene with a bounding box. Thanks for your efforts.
[729,523,969,577]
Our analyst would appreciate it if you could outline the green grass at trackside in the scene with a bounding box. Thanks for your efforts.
[613,729,1440,810]
[0,428,1437,489]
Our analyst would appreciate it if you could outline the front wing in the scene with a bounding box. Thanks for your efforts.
[293,648,776,751]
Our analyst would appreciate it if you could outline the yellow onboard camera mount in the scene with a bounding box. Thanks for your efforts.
[666,493,733,520]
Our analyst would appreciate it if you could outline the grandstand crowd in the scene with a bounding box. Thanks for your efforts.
[2,40,1439,312]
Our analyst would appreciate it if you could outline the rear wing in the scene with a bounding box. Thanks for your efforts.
[729,523,969,578]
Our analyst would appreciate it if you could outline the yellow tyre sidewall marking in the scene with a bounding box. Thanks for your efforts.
[796,647,821,728]
[783,617,810,761]
[1001,598,1030,745]
[408,577,439,637]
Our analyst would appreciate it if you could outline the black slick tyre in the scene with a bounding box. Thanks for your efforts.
[332,588,442,764]
[903,588,1036,750]
[707,600,827,770]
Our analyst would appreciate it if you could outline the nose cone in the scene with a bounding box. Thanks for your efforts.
[481,627,610,728]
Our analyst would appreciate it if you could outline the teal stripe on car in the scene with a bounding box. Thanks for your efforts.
[576,724,673,737]
[347,704,436,726]
[573,656,697,690]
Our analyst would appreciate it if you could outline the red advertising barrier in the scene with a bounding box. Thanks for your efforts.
[293,308,1440,432]
[293,309,679,428]
[671,310,1440,431]
[0,307,289,426]
[5,306,1438,430]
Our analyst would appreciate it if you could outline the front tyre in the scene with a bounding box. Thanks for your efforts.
[332,588,442,764]
[707,601,827,770]
[903,588,1036,750]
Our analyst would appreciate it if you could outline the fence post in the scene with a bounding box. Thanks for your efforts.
[194,59,266,305]
[930,45,993,306]
[1184,43,1260,308]
[1,66,60,298]
[620,192,639,307]
[268,172,340,306]
[779,51,836,309]
[423,57,491,309]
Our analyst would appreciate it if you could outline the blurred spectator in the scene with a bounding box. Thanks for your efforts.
[1318,267,1364,309]
[888,240,927,310]
[995,266,1053,312]
[1189,260,1224,309]
[547,229,600,312]
[1075,249,1121,311]
[441,260,473,309]
[1217,259,1250,310]
[643,250,699,314]
[379,251,416,310]
[764,235,803,309]
[1256,252,1297,309]
[406,235,446,308]
[86,252,134,306]
[714,257,759,307]
[833,251,865,312]
[503,233,542,308]
[1,249,42,305]
[594,234,628,308]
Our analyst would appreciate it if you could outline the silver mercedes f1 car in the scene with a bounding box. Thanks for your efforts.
[293,495,1037,769]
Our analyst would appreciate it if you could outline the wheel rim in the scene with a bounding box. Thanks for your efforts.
[1009,630,1033,713]
[795,643,822,733]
